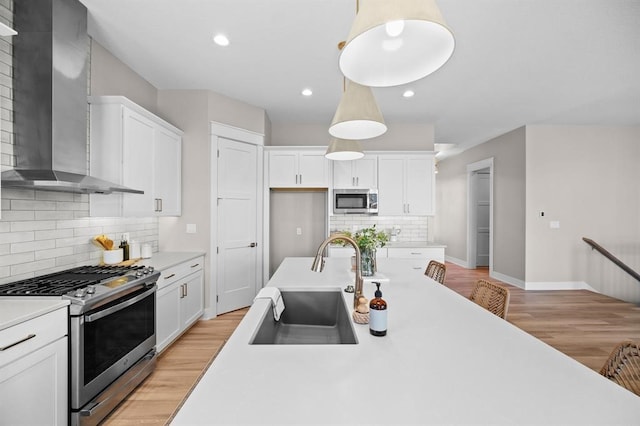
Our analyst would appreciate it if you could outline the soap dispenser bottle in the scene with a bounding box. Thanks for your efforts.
[369,282,387,336]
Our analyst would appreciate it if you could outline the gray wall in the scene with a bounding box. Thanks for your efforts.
[271,122,435,151]
[435,127,526,282]
[90,40,158,115]
[525,125,640,300]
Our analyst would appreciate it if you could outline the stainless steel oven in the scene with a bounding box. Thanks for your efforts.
[0,264,160,426]
[70,282,157,425]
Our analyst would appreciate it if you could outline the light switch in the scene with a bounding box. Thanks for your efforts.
[296,227,302,235]
[550,221,560,229]
[186,224,197,234]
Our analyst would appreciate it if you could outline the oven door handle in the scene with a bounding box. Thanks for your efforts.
[84,286,155,323]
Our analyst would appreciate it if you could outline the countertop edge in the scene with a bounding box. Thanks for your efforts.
[142,251,206,271]
[0,299,70,331]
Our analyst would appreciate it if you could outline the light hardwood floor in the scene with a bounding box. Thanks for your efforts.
[102,263,640,424]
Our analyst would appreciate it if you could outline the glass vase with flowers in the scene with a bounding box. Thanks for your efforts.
[338,226,389,276]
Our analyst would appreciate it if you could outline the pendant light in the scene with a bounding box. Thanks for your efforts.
[339,0,455,87]
[325,138,365,161]
[329,79,387,140]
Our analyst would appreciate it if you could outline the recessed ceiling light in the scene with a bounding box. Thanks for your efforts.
[213,34,230,47]
[301,88,313,97]
[403,90,415,98]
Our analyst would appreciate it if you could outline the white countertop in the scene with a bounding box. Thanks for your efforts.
[172,257,640,425]
[140,251,205,271]
[0,299,69,331]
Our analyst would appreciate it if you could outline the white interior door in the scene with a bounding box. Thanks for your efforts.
[217,138,258,313]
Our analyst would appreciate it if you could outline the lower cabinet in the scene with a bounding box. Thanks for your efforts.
[156,257,204,353]
[0,307,68,425]
[387,247,446,271]
[328,246,446,272]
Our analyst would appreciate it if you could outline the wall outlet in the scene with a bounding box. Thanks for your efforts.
[122,232,130,242]
[186,224,197,234]
[296,227,302,235]
[550,221,560,229]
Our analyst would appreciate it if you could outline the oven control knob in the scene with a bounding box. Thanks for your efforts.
[74,288,87,298]
[86,285,96,294]
[135,271,143,278]
[147,266,154,273]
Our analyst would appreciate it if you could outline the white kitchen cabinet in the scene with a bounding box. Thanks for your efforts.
[156,256,204,353]
[0,306,68,425]
[332,156,377,188]
[89,96,183,217]
[387,246,446,271]
[154,127,182,215]
[269,150,329,188]
[378,154,435,216]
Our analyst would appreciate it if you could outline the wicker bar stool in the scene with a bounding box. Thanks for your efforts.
[599,341,640,397]
[424,260,447,284]
[469,279,510,319]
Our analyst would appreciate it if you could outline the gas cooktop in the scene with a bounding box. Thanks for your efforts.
[0,265,151,296]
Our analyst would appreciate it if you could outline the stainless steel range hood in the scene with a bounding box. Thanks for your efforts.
[1,0,142,195]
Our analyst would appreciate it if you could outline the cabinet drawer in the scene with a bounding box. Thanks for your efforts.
[157,256,204,290]
[387,247,445,263]
[0,308,67,366]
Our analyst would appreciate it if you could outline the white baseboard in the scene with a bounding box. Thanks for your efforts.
[445,255,468,268]
[202,307,217,320]
[524,281,597,291]
[491,271,525,289]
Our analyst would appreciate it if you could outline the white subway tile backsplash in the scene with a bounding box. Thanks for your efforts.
[11,258,57,277]
[10,220,56,232]
[0,251,34,267]
[329,215,430,243]
[11,239,56,254]
[35,210,75,220]
[11,199,57,211]
[35,246,74,261]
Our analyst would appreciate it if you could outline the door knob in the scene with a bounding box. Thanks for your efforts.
[249,242,257,248]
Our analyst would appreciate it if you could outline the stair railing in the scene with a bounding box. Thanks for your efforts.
[582,237,640,282]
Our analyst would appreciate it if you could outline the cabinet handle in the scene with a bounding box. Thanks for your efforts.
[299,174,302,185]
[190,263,200,268]
[184,283,188,297]
[249,242,257,248]
[295,174,298,184]
[159,198,163,212]
[352,177,355,186]
[356,177,359,186]
[0,333,36,351]
[164,273,176,280]
[407,203,410,214]
[410,252,423,256]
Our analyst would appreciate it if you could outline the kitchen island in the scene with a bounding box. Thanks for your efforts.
[172,257,640,425]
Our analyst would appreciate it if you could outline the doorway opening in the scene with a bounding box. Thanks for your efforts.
[466,158,494,272]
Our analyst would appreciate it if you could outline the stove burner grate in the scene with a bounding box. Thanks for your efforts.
[0,265,146,296]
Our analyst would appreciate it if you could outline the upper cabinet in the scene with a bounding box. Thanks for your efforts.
[89,96,183,217]
[268,150,329,188]
[332,156,377,188]
[378,154,435,216]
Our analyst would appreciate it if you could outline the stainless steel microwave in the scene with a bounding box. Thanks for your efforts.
[333,188,378,214]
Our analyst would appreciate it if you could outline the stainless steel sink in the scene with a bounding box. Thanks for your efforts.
[250,289,358,345]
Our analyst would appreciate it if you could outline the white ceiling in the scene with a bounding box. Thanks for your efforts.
[80,0,640,157]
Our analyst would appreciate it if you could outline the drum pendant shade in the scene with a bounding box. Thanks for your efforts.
[329,80,386,140]
[325,138,365,161]
[339,0,455,87]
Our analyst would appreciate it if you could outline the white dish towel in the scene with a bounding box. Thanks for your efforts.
[254,287,285,321]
